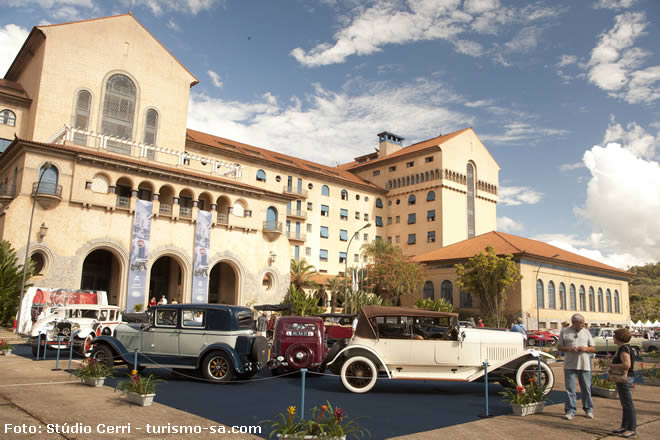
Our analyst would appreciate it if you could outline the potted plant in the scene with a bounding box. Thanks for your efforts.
[637,363,660,386]
[73,358,113,387]
[263,401,369,439]
[0,339,14,356]
[592,374,618,398]
[115,370,164,406]
[594,355,611,373]
[641,351,660,363]
[499,378,546,416]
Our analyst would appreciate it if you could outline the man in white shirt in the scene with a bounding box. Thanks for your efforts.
[557,313,596,420]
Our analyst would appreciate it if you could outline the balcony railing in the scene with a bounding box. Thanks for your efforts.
[263,221,283,233]
[0,184,16,198]
[32,182,62,197]
[116,196,130,208]
[180,206,192,218]
[286,231,306,241]
[217,213,228,224]
[283,186,308,198]
[286,209,307,219]
[159,203,172,215]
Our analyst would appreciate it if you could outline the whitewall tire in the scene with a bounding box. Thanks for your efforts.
[340,356,378,394]
[515,359,554,395]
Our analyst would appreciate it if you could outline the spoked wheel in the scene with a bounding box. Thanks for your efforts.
[91,345,114,368]
[82,335,94,358]
[202,352,234,383]
[340,356,378,393]
[527,338,536,346]
[515,359,554,395]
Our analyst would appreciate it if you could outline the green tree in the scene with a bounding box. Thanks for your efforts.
[290,259,319,291]
[282,285,324,316]
[0,241,34,326]
[454,246,521,328]
[414,297,453,313]
[628,261,660,321]
[326,276,344,313]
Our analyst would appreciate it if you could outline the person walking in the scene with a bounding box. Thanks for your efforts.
[557,313,595,420]
[609,328,636,438]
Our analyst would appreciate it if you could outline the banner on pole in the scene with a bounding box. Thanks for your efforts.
[127,199,153,312]
[192,210,212,303]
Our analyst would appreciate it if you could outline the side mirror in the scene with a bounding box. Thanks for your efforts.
[459,331,466,342]
[140,323,150,330]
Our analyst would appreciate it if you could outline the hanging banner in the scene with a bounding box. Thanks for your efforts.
[192,210,212,303]
[126,199,153,312]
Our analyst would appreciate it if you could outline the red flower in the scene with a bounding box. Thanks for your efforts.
[516,386,525,396]
[335,407,346,423]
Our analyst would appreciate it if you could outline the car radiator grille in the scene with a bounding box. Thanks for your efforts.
[486,346,520,362]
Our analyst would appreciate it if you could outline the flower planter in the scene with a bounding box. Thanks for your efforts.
[641,377,660,386]
[277,435,346,440]
[82,377,106,387]
[592,386,618,399]
[510,402,544,416]
[126,392,156,406]
[641,357,660,364]
[1,349,12,356]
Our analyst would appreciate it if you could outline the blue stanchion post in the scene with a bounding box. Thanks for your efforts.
[301,368,307,420]
[134,348,139,372]
[53,336,62,371]
[36,332,41,360]
[479,361,493,418]
[67,330,79,372]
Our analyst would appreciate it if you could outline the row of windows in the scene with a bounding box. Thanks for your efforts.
[387,169,441,189]
[317,249,364,264]
[1,109,16,127]
[319,204,370,221]
[383,231,436,245]
[386,210,436,224]
[535,280,622,314]
[422,280,474,308]
[375,156,434,176]
[319,226,368,242]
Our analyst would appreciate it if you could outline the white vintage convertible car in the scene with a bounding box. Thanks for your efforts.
[326,306,554,394]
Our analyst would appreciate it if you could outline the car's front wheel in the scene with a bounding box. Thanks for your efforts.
[202,352,234,383]
[527,338,536,346]
[515,359,554,395]
[91,344,114,368]
[81,334,94,358]
[340,356,378,393]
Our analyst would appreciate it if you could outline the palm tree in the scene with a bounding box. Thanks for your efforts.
[290,259,319,291]
[327,276,344,313]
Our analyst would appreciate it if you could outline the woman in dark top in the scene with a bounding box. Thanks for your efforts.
[609,328,636,438]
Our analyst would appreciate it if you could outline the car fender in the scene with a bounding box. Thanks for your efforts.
[91,336,133,363]
[198,343,245,374]
[469,349,553,381]
[326,344,391,379]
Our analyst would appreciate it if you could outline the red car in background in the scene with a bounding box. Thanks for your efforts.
[527,330,559,346]
[268,316,328,375]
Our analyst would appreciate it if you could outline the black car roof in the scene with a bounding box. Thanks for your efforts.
[150,304,251,313]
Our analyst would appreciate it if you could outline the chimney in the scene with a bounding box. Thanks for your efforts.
[377,131,404,157]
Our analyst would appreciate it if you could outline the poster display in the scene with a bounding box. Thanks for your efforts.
[126,199,153,312]
[192,210,212,303]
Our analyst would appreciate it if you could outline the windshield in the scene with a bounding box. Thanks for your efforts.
[589,328,599,337]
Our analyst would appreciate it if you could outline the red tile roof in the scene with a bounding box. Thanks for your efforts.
[414,231,631,276]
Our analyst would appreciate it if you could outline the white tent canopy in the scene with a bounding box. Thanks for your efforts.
[653,320,660,327]
[635,320,643,327]
[629,320,636,327]
[644,320,654,327]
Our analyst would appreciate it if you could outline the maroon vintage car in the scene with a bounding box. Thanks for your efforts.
[269,316,328,374]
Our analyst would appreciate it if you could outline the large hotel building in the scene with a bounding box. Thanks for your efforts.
[0,14,631,328]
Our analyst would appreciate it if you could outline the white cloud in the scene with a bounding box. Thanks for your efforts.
[497,216,524,233]
[592,0,637,10]
[453,39,484,57]
[207,70,223,88]
[187,77,471,165]
[3,0,96,21]
[559,161,585,172]
[557,54,578,67]
[464,99,493,108]
[167,17,181,32]
[542,239,649,270]
[118,0,221,15]
[498,186,543,206]
[586,12,660,104]
[479,121,570,144]
[504,26,540,53]
[603,115,659,159]
[463,0,499,15]
[0,24,29,77]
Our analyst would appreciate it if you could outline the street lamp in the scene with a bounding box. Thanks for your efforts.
[16,161,53,336]
[344,223,371,294]
[535,253,560,330]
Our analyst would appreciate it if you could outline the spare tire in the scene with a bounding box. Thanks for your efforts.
[285,343,313,370]
[251,336,268,366]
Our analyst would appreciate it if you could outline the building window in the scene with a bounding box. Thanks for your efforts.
[363,233,368,241]
[375,216,383,227]
[339,252,346,264]
[90,174,109,193]
[536,280,544,309]
[427,210,435,221]
[606,289,612,313]
[425,156,433,163]
[341,189,348,200]
[306,247,311,256]
[73,91,91,145]
[102,74,137,154]
[364,213,369,221]
[307,223,312,233]
[376,198,383,208]
[321,205,329,216]
[307,202,313,211]
[559,282,567,310]
[395,235,400,244]
[395,216,400,224]
[340,229,348,241]
[548,281,556,309]
[355,212,360,219]
[320,226,329,238]
[354,253,360,262]
[406,161,414,168]
[0,109,16,126]
[407,234,416,244]
[256,169,266,181]
[589,286,595,311]
[569,284,577,311]
[387,217,392,225]
[340,208,348,220]
[389,166,396,171]
[423,281,434,299]
[579,286,586,311]
[375,235,382,242]
[373,170,380,176]
[408,194,416,205]
[143,109,159,146]
[356,194,360,200]
[408,213,416,224]
[427,231,435,243]
[387,237,392,243]
[37,164,59,195]
[597,288,604,312]
[441,280,453,304]
[322,185,329,196]
[460,291,473,308]
[614,290,620,313]
[426,191,435,201]
[320,249,328,261]
[467,162,475,238]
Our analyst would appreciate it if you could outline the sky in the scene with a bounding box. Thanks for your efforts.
[1,0,659,270]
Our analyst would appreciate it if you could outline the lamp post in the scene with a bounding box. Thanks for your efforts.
[16,162,53,336]
[344,223,371,294]
[535,253,560,331]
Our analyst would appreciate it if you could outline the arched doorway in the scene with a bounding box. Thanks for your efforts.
[81,249,121,305]
[149,256,183,304]
[208,261,238,305]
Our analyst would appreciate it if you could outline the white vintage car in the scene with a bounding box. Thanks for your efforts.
[326,306,555,394]
[29,304,122,357]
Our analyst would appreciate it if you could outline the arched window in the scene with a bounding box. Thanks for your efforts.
[73,90,91,145]
[423,281,434,299]
[547,281,556,309]
[536,279,544,309]
[606,289,612,313]
[460,290,473,308]
[408,194,416,205]
[322,185,329,196]
[559,282,567,310]
[569,284,576,310]
[1,109,16,126]
[37,164,59,195]
[441,280,453,304]
[588,287,595,311]
[90,174,109,193]
[375,198,383,208]
[256,169,266,181]
[143,109,158,145]
[597,288,604,312]
[341,189,348,200]
[426,190,435,201]
[579,286,586,311]
[102,74,137,154]
[266,206,278,229]
[466,163,475,238]
[614,290,620,313]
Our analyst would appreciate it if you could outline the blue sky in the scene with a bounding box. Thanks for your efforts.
[1,0,659,269]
